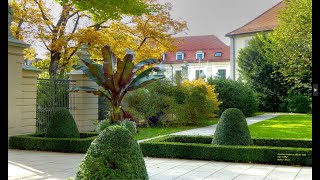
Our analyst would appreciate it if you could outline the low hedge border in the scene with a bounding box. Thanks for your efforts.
[9,132,98,153]
[163,136,312,148]
[140,135,312,166]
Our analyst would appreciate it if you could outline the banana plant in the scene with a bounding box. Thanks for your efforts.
[70,45,165,123]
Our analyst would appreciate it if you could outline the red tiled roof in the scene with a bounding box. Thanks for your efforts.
[226,1,285,36]
[163,35,230,64]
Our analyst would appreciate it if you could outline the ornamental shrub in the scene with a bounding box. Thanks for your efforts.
[123,79,176,126]
[207,77,258,117]
[96,118,112,133]
[287,94,311,113]
[45,107,80,138]
[174,78,221,126]
[212,108,252,146]
[75,125,148,180]
[120,119,137,134]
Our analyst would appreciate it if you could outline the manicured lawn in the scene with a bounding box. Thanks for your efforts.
[134,118,219,140]
[249,114,312,139]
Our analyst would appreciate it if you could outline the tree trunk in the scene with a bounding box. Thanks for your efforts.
[49,52,61,76]
[111,101,122,123]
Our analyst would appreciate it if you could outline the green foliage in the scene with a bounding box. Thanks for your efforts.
[212,108,252,146]
[237,34,289,112]
[124,78,220,126]
[264,0,312,95]
[140,135,312,166]
[76,125,148,180]
[287,94,311,113]
[9,132,98,153]
[57,0,150,22]
[71,45,165,123]
[207,77,258,117]
[96,119,112,133]
[120,119,137,134]
[123,79,177,126]
[174,79,219,126]
[46,107,80,138]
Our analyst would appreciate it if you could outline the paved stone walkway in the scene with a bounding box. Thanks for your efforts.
[8,112,312,179]
[8,149,311,180]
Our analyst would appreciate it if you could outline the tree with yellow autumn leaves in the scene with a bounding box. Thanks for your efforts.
[10,0,187,76]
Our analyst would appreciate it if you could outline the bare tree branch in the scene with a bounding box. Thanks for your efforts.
[137,37,148,50]
[33,0,54,31]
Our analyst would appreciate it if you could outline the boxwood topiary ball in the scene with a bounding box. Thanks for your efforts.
[212,108,252,146]
[45,107,80,138]
[75,125,148,180]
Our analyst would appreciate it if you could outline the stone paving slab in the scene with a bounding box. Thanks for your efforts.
[8,149,312,180]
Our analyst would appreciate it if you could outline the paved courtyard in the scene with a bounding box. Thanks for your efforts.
[8,149,311,180]
[8,113,312,179]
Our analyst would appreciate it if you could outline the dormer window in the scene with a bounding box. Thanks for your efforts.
[176,52,184,60]
[214,52,222,57]
[196,51,204,60]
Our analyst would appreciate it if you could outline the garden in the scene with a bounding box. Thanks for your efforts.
[8,0,312,179]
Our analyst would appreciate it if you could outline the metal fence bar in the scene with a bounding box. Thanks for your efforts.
[36,78,76,134]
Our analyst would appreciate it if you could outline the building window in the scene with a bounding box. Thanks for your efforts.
[195,70,204,80]
[176,52,184,60]
[217,69,226,79]
[214,52,222,57]
[196,51,204,60]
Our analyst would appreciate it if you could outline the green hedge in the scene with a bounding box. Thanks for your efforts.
[140,136,312,166]
[9,132,98,153]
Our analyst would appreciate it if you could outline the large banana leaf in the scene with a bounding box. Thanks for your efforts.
[127,74,165,91]
[69,86,112,99]
[132,58,160,73]
[79,57,106,84]
[73,64,101,86]
[116,54,135,88]
[102,46,117,78]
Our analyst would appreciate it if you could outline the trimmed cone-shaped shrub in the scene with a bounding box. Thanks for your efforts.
[45,107,80,138]
[75,125,148,180]
[212,108,252,146]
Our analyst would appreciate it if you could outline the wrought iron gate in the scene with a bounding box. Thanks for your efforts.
[36,78,76,133]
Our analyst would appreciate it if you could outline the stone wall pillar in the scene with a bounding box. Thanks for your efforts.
[8,4,41,137]
[68,70,98,132]
[8,44,41,137]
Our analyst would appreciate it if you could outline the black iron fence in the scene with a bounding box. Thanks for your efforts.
[36,78,76,133]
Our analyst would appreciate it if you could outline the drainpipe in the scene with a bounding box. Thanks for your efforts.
[231,37,236,80]
[170,64,174,82]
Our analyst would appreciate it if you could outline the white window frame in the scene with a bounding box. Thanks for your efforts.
[196,51,204,60]
[176,52,184,60]
[214,52,222,57]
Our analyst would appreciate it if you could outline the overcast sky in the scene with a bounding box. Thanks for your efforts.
[161,0,282,45]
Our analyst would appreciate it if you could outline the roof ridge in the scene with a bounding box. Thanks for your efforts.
[225,1,283,36]
[174,34,218,38]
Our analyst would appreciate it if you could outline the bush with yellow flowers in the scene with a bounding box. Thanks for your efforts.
[173,78,221,126]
